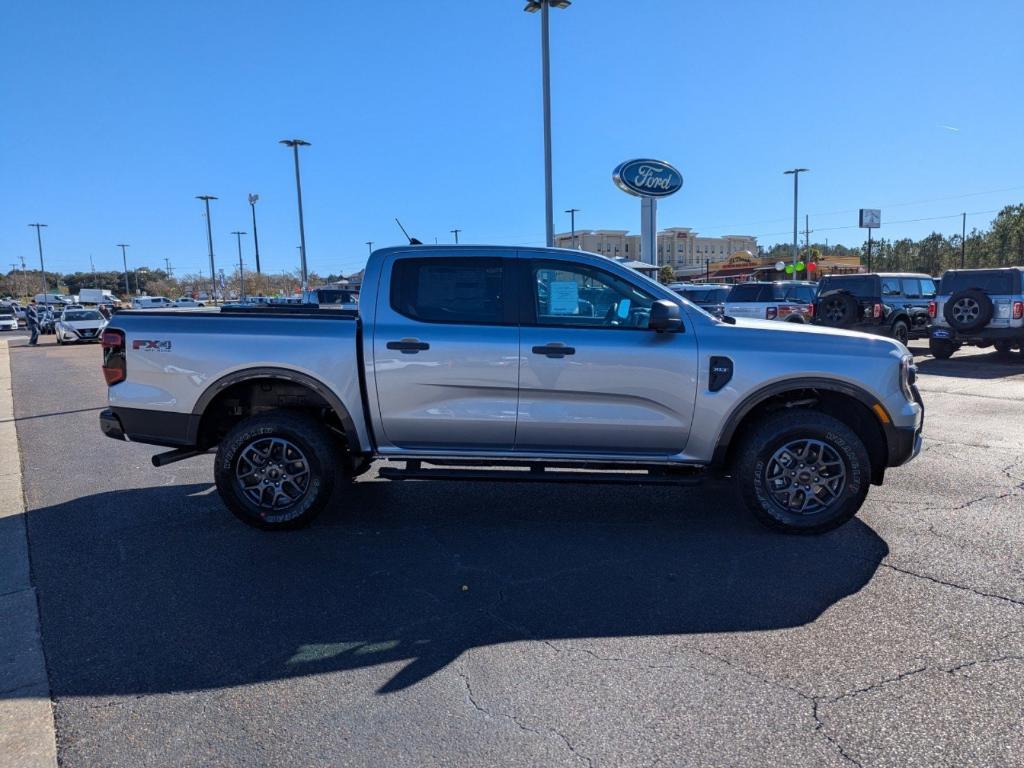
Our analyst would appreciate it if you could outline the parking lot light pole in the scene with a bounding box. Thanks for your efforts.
[280,139,311,291]
[366,241,373,256]
[196,195,218,302]
[783,168,808,272]
[248,194,262,293]
[116,243,130,298]
[28,223,48,308]
[525,0,571,247]
[232,231,247,300]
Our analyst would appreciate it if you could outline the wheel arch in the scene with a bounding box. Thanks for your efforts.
[712,378,890,484]
[189,366,359,450]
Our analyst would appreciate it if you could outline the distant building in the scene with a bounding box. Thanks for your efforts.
[554,227,758,278]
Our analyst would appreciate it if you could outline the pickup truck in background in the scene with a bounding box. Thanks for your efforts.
[100,246,923,534]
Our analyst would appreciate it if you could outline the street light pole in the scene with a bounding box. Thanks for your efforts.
[196,195,218,302]
[232,231,247,300]
[116,244,130,298]
[28,223,48,309]
[450,228,461,244]
[248,194,262,293]
[783,168,808,272]
[280,139,311,291]
[565,208,579,248]
[525,0,571,247]
[961,212,967,269]
[366,241,373,256]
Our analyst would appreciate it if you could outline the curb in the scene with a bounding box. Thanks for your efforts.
[0,339,58,768]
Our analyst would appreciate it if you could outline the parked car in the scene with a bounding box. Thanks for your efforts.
[724,281,817,322]
[131,296,176,309]
[813,273,934,344]
[0,310,18,331]
[173,297,206,308]
[669,283,731,317]
[55,308,108,344]
[928,267,1024,359]
[99,245,922,535]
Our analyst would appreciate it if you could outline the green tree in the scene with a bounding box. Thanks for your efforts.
[658,265,675,284]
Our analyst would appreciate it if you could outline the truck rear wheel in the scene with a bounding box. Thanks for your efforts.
[735,410,870,534]
[214,412,339,530]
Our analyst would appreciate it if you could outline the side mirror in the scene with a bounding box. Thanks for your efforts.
[649,300,682,332]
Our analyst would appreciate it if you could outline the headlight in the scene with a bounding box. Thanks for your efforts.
[899,354,916,400]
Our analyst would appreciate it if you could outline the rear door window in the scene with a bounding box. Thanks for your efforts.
[881,277,902,297]
[390,257,511,325]
[819,276,877,298]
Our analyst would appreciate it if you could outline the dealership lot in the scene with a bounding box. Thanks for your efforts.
[8,338,1024,767]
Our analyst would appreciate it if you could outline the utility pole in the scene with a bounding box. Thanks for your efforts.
[365,241,373,256]
[196,195,218,301]
[90,254,98,288]
[961,212,967,269]
[565,208,579,248]
[117,244,130,298]
[164,258,173,277]
[19,256,27,300]
[29,224,49,309]
[450,228,461,244]
[232,231,247,300]
[9,264,19,298]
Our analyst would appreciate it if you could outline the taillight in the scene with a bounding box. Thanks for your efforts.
[101,329,126,385]
[1014,301,1023,320]
[766,307,778,320]
[928,301,936,318]
[873,303,883,319]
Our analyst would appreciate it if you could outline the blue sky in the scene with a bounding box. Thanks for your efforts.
[2,0,1022,278]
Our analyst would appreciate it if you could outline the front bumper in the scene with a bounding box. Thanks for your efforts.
[885,385,924,467]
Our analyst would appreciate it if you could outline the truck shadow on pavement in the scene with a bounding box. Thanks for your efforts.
[26,477,887,697]
[915,351,1024,379]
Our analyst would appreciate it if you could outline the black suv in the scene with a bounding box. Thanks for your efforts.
[813,272,936,344]
[928,268,1024,359]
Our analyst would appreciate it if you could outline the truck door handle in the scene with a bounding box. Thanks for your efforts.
[386,339,430,354]
[532,343,575,358]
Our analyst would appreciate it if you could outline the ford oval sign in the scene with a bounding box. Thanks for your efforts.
[612,159,683,198]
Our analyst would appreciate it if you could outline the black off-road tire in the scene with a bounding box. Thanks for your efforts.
[943,288,993,332]
[816,290,859,328]
[735,410,871,534]
[929,338,955,359]
[214,411,340,530]
[891,320,910,346]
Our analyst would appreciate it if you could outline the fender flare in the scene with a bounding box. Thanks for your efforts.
[188,366,358,445]
[710,377,888,467]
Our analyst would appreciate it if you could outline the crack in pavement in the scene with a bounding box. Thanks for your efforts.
[879,561,1024,608]
[458,671,594,768]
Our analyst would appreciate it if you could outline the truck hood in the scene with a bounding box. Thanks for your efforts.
[725,316,908,356]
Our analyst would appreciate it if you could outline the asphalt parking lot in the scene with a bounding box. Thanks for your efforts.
[9,335,1024,767]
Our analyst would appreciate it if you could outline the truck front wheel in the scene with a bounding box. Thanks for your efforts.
[214,412,339,530]
[735,410,871,534]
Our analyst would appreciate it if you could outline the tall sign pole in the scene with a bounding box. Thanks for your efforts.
[859,208,881,272]
[612,159,683,267]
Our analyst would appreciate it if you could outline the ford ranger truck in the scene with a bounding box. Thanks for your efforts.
[99,245,923,534]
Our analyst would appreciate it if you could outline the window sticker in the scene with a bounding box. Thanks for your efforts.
[548,280,580,315]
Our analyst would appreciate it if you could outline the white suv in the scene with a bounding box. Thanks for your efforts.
[131,296,175,309]
[723,281,817,322]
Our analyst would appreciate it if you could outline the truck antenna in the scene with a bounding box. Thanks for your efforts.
[394,218,422,245]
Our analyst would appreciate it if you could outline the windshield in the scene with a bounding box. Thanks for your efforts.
[316,289,358,305]
[941,270,1019,294]
[63,310,103,321]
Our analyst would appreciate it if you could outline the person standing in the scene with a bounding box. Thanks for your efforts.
[26,299,40,346]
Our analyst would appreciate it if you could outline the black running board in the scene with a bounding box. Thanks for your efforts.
[378,460,705,486]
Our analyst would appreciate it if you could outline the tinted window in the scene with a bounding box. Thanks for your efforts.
[531,261,654,328]
[727,284,767,302]
[679,287,729,303]
[919,278,937,297]
[941,271,1019,294]
[316,289,357,305]
[881,277,902,296]
[819,276,877,297]
[63,310,102,321]
[900,278,926,298]
[391,258,507,324]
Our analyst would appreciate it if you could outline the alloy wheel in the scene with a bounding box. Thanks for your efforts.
[950,298,980,325]
[763,438,847,515]
[235,436,311,510]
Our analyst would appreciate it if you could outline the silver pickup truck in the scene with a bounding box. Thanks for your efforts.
[99,245,923,534]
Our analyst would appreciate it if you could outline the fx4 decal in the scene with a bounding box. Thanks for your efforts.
[132,340,172,352]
